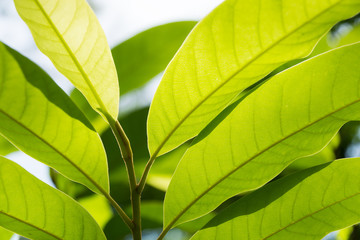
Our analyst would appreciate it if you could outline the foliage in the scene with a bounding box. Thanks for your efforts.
[0,0,360,240]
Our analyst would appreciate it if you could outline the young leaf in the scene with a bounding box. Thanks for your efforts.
[0,43,108,194]
[112,21,197,95]
[147,0,360,157]
[191,158,360,240]
[14,0,119,121]
[0,157,106,240]
[164,43,360,229]
[0,227,12,240]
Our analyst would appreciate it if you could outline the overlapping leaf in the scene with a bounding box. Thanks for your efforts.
[147,0,360,157]
[164,43,360,228]
[283,134,339,175]
[0,43,108,194]
[14,0,119,121]
[192,158,360,240]
[0,136,16,156]
[0,227,12,240]
[0,157,106,240]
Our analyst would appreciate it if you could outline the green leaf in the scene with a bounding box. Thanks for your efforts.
[0,43,108,194]
[164,42,360,228]
[0,227,12,240]
[0,136,16,156]
[68,21,196,133]
[14,0,119,121]
[283,133,339,175]
[70,88,108,134]
[112,21,197,95]
[191,158,360,240]
[147,0,360,157]
[0,157,106,240]
[337,227,353,240]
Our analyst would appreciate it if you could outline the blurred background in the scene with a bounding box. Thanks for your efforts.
[1,0,360,239]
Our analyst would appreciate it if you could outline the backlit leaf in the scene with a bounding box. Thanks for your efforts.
[0,157,106,240]
[164,42,360,228]
[0,43,108,194]
[0,227,12,240]
[147,0,360,157]
[14,0,119,121]
[0,136,16,156]
[192,158,360,240]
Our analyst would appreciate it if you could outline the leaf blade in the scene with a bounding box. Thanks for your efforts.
[147,0,360,156]
[0,157,106,240]
[0,43,108,194]
[0,136,16,156]
[164,42,360,227]
[191,158,360,240]
[14,0,119,120]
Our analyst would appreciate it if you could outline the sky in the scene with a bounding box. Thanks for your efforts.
[0,0,223,185]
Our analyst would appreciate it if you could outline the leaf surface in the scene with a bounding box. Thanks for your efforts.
[0,136,16,156]
[147,0,360,156]
[191,158,360,240]
[283,134,339,175]
[14,0,119,120]
[0,227,12,240]
[0,43,108,194]
[0,157,106,240]
[164,43,360,228]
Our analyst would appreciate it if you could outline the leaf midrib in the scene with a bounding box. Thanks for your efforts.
[165,76,360,229]
[33,0,110,120]
[0,211,61,240]
[152,0,343,158]
[262,191,360,239]
[0,108,106,195]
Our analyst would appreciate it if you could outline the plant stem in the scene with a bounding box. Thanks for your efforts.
[112,120,136,189]
[109,118,142,239]
[131,187,142,240]
[137,154,156,193]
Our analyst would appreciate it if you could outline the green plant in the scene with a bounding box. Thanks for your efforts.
[1,0,360,239]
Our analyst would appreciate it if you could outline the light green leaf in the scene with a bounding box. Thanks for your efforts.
[68,22,196,133]
[0,43,108,194]
[0,136,16,156]
[147,0,360,157]
[191,158,360,240]
[283,133,339,175]
[70,88,108,134]
[337,227,353,240]
[0,227,12,240]
[112,21,197,95]
[164,42,360,228]
[0,157,106,240]
[14,0,119,121]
